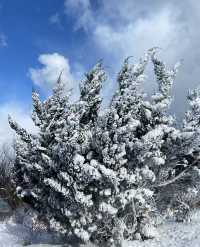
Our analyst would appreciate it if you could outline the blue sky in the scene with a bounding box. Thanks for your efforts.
[0,0,90,104]
[1,0,200,143]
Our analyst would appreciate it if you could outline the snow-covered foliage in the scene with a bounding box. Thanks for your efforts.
[8,50,200,246]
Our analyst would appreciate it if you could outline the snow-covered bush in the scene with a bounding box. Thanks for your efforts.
[8,49,200,246]
[0,142,21,210]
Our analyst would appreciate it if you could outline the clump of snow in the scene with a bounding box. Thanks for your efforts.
[99,202,117,215]
[74,228,90,242]
[73,153,85,166]
[44,178,69,197]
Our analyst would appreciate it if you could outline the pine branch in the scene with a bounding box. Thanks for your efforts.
[153,159,197,188]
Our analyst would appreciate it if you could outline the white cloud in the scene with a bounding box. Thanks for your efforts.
[0,103,36,145]
[0,33,7,47]
[94,8,183,63]
[64,1,182,63]
[64,0,200,118]
[29,53,74,90]
[63,0,199,65]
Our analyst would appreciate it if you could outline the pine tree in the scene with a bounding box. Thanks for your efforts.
[152,78,200,222]
[9,76,75,231]
[8,64,109,244]
[91,50,158,244]
[167,88,200,221]
[9,50,200,246]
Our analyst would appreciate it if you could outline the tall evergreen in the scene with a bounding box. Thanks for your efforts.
[9,51,200,246]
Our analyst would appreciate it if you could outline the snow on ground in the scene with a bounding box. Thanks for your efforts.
[0,222,28,247]
[0,220,60,247]
[124,210,200,247]
[1,210,200,247]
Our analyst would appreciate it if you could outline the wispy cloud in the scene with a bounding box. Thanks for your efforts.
[64,0,94,31]
[0,33,7,47]
[49,13,61,25]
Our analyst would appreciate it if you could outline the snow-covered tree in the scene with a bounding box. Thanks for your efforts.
[8,75,73,216]
[152,85,200,222]
[166,88,200,221]
[9,50,200,246]
[8,64,109,244]
[91,50,160,244]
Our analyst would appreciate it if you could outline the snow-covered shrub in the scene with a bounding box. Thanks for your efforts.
[8,49,200,246]
[0,142,22,210]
